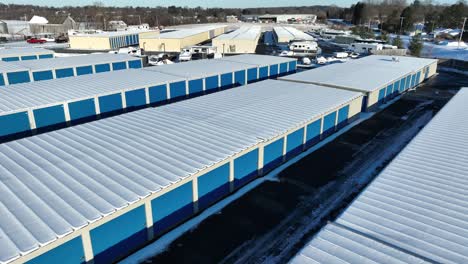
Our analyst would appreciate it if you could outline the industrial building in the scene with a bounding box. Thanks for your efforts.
[242,14,317,24]
[0,48,54,61]
[290,88,468,264]
[273,26,315,43]
[139,25,227,52]
[69,31,157,50]
[280,55,438,111]
[0,79,362,264]
[0,55,296,139]
[0,53,142,86]
[212,26,261,54]
[219,54,297,79]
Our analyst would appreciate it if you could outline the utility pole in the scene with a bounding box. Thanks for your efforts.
[400,17,405,36]
[459,17,467,50]
[138,15,142,25]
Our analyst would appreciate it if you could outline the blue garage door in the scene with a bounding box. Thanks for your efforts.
[21,55,37,60]
[152,182,193,234]
[68,99,96,121]
[205,75,219,91]
[220,73,233,89]
[234,149,259,188]
[247,68,257,83]
[337,105,349,129]
[385,84,393,98]
[259,66,268,80]
[112,61,127,71]
[55,68,74,78]
[91,206,147,264]
[99,93,123,114]
[7,71,30,84]
[306,119,321,147]
[148,84,168,104]
[378,88,386,103]
[416,71,421,84]
[279,63,288,75]
[76,65,93,76]
[169,81,186,99]
[286,128,304,159]
[323,111,336,137]
[125,88,146,108]
[125,35,131,46]
[0,74,4,86]
[263,138,284,172]
[32,70,53,81]
[189,79,203,95]
[39,54,54,59]
[128,60,142,69]
[234,70,246,86]
[399,78,405,92]
[95,63,111,73]
[2,57,19,62]
[198,163,230,209]
[33,105,66,129]
[288,60,297,72]
[26,236,85,264]
[0,112,30,137]
[269,64,279,77]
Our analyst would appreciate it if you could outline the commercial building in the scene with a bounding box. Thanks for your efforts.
[69,31,157,50]
[139,25,227,52]
[280,55,438,111]
[0,79,362,264]
[0,48,54,62]
[290,88,468,264]
[0,53,142,86]
[219,54,297,79]
[0,55,296,139]
[257,14,317,24]
[212,26,261,54]
[273,26,315,43]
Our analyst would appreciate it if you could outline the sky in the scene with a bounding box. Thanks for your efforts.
[5,0,462,8]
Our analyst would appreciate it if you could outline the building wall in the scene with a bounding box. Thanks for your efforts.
[213,38,259,54]
[69,36,111,50]
[16,91,362,264]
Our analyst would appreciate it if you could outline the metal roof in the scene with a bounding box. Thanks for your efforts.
[12,53,139,71]
[0,61,29,73]
[0,69,184,114]
[142,25,226,39]
[0,80,361,264]
[280,55,437,93]
[218,54,295,66]
[274,26,314,41]
[214,26,261,41]
[143,59,257,78]
[0,48,53,58]
[70,30,149,38]
[290,88,468,264]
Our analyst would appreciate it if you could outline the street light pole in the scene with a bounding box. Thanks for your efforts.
[400,17,405,36]
[459,17,467,50]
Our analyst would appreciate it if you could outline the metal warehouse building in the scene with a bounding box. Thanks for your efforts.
[290,88,468,264]
[69,31,157,50]
[212,26,261,54]
[273,26,314,43]
[219,54,297,79]
[139,25,227,52]
[0,53,142,86]
[0,55,296,139]
[280,55,438,111]
[0,48,54,62]
[0,80,363,264]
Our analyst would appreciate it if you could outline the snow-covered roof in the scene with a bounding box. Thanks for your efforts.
[274,26,314,42]
[290,88,468,264]
[0,48,53,58]
[29,15,48,24]
[218,54,295,67]
[214,26,261,41]
[142,25,226,39]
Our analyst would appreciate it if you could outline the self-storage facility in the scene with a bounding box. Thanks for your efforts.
[0,48,54,62]
[290,88,468,264]
[273,26,314,43]
[219,54,297,80]
[0,79,363,264]
[280,55,438,111]
[0,53,142,86]
[69,31,157,50]
[0,55,297,139]
[140,25,227,52]
[212,26,261,54]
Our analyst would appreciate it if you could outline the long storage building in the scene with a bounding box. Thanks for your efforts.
[0,79,363,264]
[280,55,438,111]
[273,26,314,43]
[0,53,142,86]
[212,26,261,54]
[140,25,227,52]
[0,55,296,139]
[69,31,157,50]
[0,48,54,62]
[290,88,468,264]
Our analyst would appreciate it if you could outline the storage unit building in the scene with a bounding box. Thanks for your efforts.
[0,55,297,139]
[0,80,362,264]
[290,88,468,264]
[69,31,155,50]
[0,53,142,86]
[279,55,438,111]
[219,54,298,81]
[140,25,227,52]
[212,26,261,54]
[273,26,314,43]
[0,48,54,62]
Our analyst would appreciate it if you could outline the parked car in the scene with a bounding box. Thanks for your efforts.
[27,38,47,44]
[55,35,69,43]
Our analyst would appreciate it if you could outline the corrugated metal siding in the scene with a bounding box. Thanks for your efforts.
[290,88,468,264]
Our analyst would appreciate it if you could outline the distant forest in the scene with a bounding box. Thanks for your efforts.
[0,0,466,33]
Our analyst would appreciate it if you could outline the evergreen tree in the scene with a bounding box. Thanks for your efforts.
[409,35,423,56]
[392,35,404,48]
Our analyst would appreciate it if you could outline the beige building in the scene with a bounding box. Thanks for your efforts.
[273,26,314,43]
[212,26,261,54]
[69,30,158,50]
[140,25,227,52]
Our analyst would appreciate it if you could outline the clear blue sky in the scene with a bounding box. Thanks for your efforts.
[5,0,462,8]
